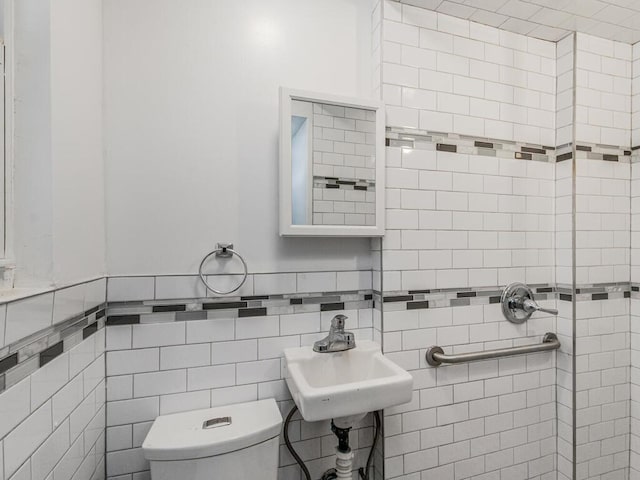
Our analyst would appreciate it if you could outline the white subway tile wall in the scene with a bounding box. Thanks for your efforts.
[380,5,563,478]
[555,156,574,480]
[382,1,556,146]
[575,33,632,147]
[555,156,573,288]
[384,145,555,291]
[634,44,640,148]
[555,299,573,480]
[54,285,90,326]
[0,278,106,357]
[572,35,632,362]
[575,298,630,480]
[556,35,574,148]
[105,315,375,480]
[108,272,372,303]
[106,277,155,303]
[575,158,631,285]
[382,302,557,479]
[631,295,640,478]
[381,9,640,478]
[631,43,640,479]
[104,272,376,480]
[5,293,55,346]
[556,37,626,480]
[0,279,107,480]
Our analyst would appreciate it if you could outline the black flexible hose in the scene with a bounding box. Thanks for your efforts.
[284,405,381,480]
[358,411,381,480]
[284,405,312,480]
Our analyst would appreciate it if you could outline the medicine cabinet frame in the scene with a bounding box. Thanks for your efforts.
[279,87,385,237]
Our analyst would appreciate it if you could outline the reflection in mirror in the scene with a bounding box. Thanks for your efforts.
[290,100,376,227]
[291,101,312,225]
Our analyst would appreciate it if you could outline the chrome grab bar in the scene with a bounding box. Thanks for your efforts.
[425,332,560,367]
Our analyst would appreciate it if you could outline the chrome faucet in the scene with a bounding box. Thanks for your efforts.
[313,315,356,353]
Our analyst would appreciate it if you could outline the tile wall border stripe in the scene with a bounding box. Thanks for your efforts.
[1,276,630,395]
[387,126,635,165]
[381,282,633,308]
[314,176,376,191]
[386,126,556,162]
[0,304,106,394]
[107,290,374,322]
[574,142,632,163]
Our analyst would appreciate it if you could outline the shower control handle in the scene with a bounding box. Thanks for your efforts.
[501,282,558,324]
[522,298,558,316]
[522,298,558,315]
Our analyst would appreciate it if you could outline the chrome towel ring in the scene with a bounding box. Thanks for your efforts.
[198,243,248,295]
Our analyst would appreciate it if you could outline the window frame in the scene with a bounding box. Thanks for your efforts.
[0,0,15,270]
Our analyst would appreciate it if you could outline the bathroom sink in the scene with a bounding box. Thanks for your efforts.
[283,340,413,422]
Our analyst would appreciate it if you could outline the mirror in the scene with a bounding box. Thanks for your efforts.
[279,88,385,237]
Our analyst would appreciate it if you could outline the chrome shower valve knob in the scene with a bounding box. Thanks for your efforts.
[501,282,558,324]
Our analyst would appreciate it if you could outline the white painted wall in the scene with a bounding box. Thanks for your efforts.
[103,0,375,276]
[12,0,106,287]
[13,0,54,286]
[50,0,105,285]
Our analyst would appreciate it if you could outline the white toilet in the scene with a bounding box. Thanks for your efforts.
[142,399,283,480]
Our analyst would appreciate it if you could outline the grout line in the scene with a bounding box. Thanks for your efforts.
[571,31,578,480]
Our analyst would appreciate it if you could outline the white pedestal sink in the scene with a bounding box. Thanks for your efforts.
[283,340,413,423]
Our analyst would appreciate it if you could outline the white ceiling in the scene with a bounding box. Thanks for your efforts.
[394,0,640,43]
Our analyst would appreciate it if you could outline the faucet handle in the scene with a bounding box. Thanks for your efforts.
[331,314,348,330]
[501,282,558,324]
[522,298,558,315]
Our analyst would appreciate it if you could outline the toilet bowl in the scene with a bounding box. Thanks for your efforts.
[142,399,283,480]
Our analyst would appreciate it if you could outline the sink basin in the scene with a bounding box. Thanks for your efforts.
[283,340,413,422]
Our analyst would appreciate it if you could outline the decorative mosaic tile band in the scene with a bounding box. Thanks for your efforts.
[385,126,634,165]
[385,126,555,163]
[555,144,573,163]
[0,304,106,394]
[1,279,626,391]
[380,282,634,309]
[556,282,631,301]
[106,290,373,325]
[575,143,631,163]
[313,176,376,192]
[380,284,554,311]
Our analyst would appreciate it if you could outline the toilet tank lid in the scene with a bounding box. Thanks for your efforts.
[142,399,283,461]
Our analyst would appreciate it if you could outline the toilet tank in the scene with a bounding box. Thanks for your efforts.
[142,399,283,480]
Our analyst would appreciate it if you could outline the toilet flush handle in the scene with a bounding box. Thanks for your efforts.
[203,416,232,429]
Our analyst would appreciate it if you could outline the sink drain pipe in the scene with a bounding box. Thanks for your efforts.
[283,405,381,480]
